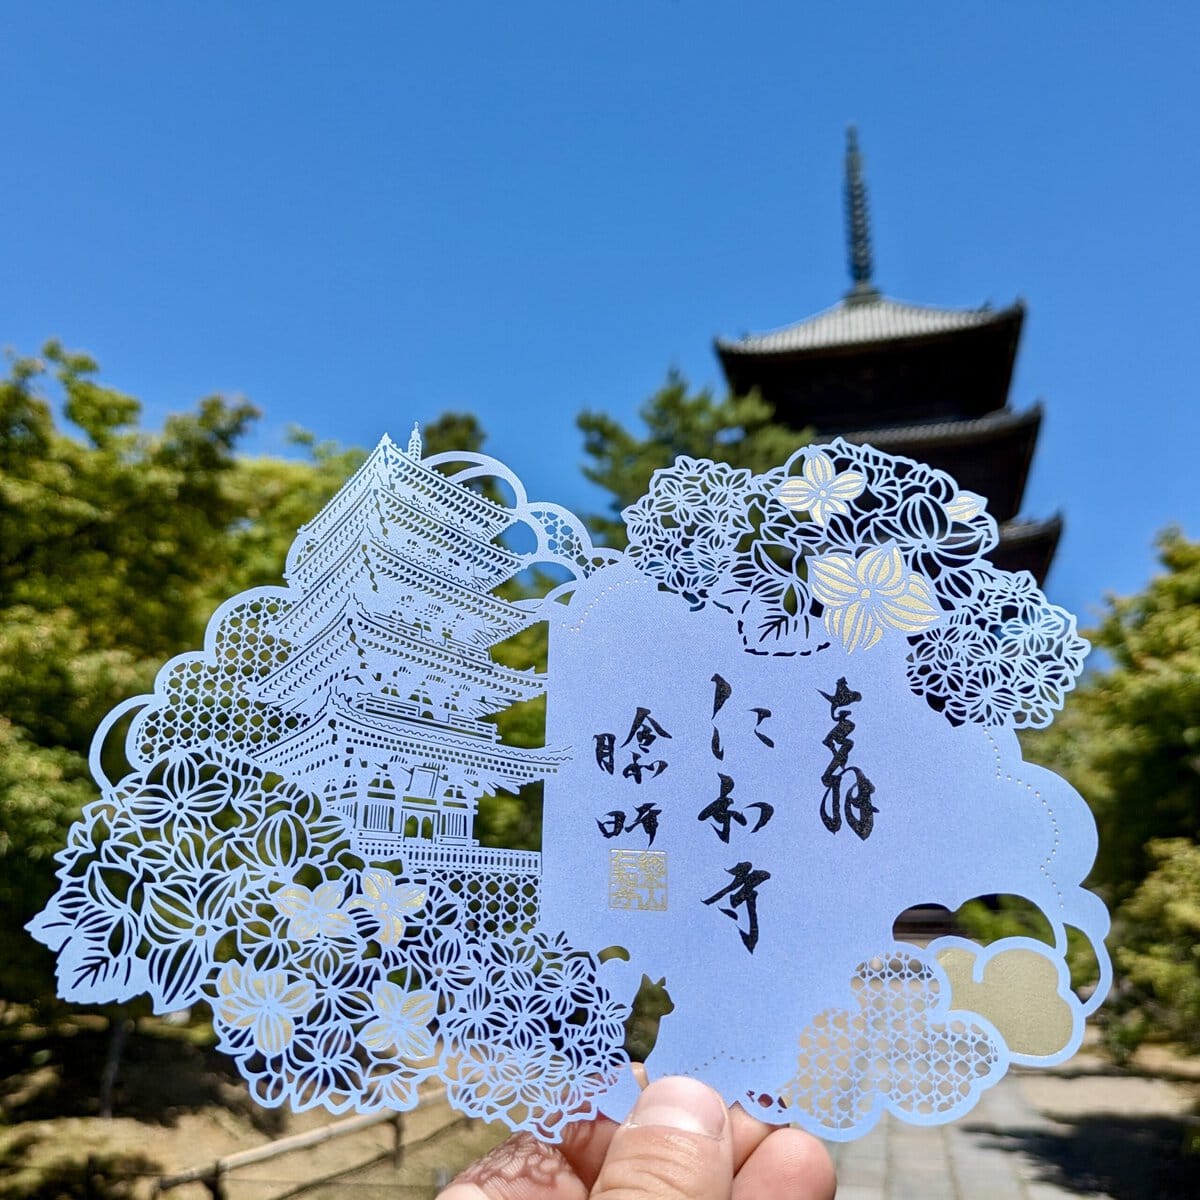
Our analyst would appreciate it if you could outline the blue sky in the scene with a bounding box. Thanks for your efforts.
[3,2,1198,626]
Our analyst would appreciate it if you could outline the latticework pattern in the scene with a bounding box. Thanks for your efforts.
[784,951,1003,1136]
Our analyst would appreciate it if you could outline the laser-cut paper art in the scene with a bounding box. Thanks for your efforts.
[29,429,1109,1142]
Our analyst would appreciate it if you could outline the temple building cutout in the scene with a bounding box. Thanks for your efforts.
[252,429,559,896]
[715,127,1060,584]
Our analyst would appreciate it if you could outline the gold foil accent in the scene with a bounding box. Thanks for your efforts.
[937,945,1073,1058]
[608,850,668,910]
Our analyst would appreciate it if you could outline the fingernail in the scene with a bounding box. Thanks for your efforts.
[626,1075,726,1138]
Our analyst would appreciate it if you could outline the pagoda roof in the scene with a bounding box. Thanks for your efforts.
[842,403,1041,450]
[287,434,515,584]
[842,405,1042,525]
[257,693,567,790]
[259,598,544,707]
[366,543,536,645]
[989,514,1063,586]
[328,693,565,784]
[716,294,1022,358]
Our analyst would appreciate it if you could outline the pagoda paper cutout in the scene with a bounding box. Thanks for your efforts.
[250,427,561,918]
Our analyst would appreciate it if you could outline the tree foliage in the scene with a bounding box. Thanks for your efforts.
[1025,530,1200,903]
[0,341,484,1007]
[577,372,808,545]
[1115,838,1200,1052]
[1019,530,1200,1050]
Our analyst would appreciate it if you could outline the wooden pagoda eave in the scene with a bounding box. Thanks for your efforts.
[715,300,1024,364]
[844,405,1043,523]
[844,402,1043,452]
[987,514,1063,587]
[716,303,1025,432]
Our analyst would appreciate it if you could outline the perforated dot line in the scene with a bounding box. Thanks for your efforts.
[565,576,643,634]
[986,731,1063,910]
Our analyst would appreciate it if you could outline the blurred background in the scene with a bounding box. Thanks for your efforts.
[1,3,1197,1197]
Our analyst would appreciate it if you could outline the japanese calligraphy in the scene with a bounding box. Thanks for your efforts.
[699,674,777,951]
[703,861,771,952]
[697,774,774,844]
[597,802,662,846]
[818,677,877,840]
[593,707,671,781]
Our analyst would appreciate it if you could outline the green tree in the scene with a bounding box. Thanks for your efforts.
[0,341,486,1008]
[578,372,808,545]
[0,343,257,1005]
[1017,530,1200,1051]
[1024,530,1200,903]
[1114,838,1200,1052]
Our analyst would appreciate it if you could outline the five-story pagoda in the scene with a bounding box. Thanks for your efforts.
[715,128,1060,584]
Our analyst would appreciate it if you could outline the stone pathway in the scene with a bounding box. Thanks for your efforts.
[830,1075,1067,1200]
[827,1059,1198,1200]
[213,1048,1199,1198]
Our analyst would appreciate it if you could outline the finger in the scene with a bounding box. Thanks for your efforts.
[591,1075,734,1200]
[728,1106,775,1173]
[554,1111,620,1188]
[732,1128,837,1200]
[438,1130,588,1200]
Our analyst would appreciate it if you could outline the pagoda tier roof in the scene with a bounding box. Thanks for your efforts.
[364,541,535,646]
[257,693,566,790]
[988,515,1063,587]
[379,487,525,585]
[283,508,522,639]
[377,489,524,588]
[350,607,545,701]
[843,405,1042,524]
[715,298,1023,431]
[716,295,1022,357]
[352,692,500,741]
[287,436,514,574]
[258,599,545,708]
[280,529,535,648]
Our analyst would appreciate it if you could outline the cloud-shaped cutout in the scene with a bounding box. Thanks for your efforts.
[936,938,1079,1062]
[780,950,1004,1139]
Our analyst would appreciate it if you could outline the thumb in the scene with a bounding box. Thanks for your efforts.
[591,1076,733,1200]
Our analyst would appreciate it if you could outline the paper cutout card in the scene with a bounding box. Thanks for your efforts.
[29,429,1109,1141]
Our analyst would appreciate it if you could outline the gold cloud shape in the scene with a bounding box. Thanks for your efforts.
[936,943,1075,1058]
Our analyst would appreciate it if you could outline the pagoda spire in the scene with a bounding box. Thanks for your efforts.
[844,125,880,305]
[407,422,422,458]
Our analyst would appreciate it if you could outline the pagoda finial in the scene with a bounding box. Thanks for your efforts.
[844,125,879,304]
[407,422,422,459]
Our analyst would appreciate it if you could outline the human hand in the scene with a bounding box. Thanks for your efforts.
[437,1074,837,1200]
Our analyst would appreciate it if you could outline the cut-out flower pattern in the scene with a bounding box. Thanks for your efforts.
[28,434,1098,1143]
[215,963,315,1056]
[274,880,353,940]
[777,452,866,525]
[360,983,436,1060]
[809,543,941,652]
[347,868,425,945]
[944,491,986,522]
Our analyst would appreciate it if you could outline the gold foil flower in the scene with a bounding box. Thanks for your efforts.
[215,964,314,1055]
[809,542,941,652]
[347,868,425,945]
[776,452,866,524]
[360,983,436,1060]
[274,880,353,941]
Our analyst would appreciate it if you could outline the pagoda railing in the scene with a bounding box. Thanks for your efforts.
[356,839,541,876]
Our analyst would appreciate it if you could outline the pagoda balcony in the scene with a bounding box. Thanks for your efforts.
[351,838,541,876]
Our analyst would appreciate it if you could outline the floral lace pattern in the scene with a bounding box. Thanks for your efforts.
[623,440,1087,727]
